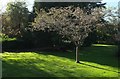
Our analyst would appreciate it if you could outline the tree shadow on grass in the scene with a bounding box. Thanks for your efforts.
[80,62,119,73]
[2,44,119,72]
[2,57,81,78]
[36,45,119,69]
[2,60,55,77]
[80,46,119,68]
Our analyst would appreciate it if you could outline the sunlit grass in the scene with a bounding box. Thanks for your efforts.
[2,44,119,77]
[2,38,16,42]
[0,38,16,43]
[92,44,115,47]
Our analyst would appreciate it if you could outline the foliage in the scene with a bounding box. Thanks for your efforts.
[32,2,106,48]
[97,8,120,56]
[21,30,53,48]
[99,8,120,41]
[33,6,104,46]
[2,1,29,37]
[33,2,106,14]
[0,33,16,42]
[83,31,98,47]
[33,6,105,62]
[0,33,8,42]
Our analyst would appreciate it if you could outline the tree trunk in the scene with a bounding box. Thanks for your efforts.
[76,46,80,63]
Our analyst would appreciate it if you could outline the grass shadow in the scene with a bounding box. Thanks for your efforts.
[35,45,119,68]
[80,62,119,73]
[2,44,119,70]
[2,60,56,77]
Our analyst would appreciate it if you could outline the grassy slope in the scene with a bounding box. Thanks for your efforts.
[1,44,119,77]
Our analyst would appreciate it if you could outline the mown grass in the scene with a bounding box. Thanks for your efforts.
[1,44,119,77]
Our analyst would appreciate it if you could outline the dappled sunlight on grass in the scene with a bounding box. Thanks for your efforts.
[92,44,116,47]
[2,49,119,77]
[1,38,16,42]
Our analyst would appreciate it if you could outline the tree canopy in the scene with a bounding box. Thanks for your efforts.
[2,2,29,37]
[33,6,105,62]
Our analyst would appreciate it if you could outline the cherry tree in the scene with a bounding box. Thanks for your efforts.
[33,6,104,63]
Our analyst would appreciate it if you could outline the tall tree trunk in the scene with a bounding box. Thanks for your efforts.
[76,46,80,63]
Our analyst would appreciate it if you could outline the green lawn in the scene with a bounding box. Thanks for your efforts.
[1,44,119,77]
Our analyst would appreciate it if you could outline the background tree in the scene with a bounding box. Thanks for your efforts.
[109,8,120,57]
[33,6,104,63]
[2,1,29,37]
[33,2,106,12]
[98,7,120,56]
